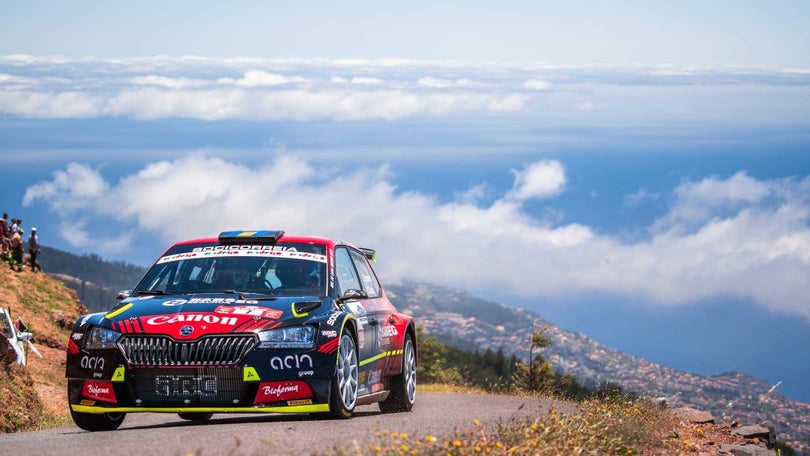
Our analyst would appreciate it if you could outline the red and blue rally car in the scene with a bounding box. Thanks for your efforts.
[66,230,416,431]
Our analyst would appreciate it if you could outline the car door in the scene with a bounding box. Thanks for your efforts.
[346,248,394,392]
[334,246,389,394]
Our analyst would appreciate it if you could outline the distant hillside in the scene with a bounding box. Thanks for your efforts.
[39,246,146,313]
[387,281,810,452]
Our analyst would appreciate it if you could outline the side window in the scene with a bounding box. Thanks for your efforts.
[349,250,381,298]
[335,248,361,295]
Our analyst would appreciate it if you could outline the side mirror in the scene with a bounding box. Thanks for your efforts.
[116,289,132,300]
[339,289,368,303]
[17,331,33,342]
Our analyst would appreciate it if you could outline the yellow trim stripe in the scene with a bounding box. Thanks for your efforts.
[237,231,257,237]
[359,349,404,367]
[70,404,329,414]
[105,303,133,319]
[291,302,308,319]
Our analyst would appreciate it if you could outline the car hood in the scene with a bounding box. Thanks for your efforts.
[98,293,324,340]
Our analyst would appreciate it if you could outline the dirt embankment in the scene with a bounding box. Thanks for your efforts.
[0,265,86,431]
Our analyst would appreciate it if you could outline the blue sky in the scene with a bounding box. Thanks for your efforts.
[2,2,810,402]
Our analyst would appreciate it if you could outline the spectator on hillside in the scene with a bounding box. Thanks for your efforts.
[10,228,23,272]
[10,218,21,235]
[28,227,41,273]
[0,213,9,251]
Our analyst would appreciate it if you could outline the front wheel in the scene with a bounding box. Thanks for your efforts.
[70,408,125,431]
[379,333,416,413]
[329,333,358,418]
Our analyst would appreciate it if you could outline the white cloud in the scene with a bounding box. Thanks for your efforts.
[24,154,810,320]
[656,171,773,231]
[0,91,103,118]
[508,160,567,200]
[417,77,476,88]
[129,75,208,89]
[23,162,109,209]
[0,86,525,121]
[0,73,39,87]
[523,79,552,90]
[217,70,305,87]
[330,76,383,85]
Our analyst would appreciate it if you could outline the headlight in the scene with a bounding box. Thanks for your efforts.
[84,326,121,350]
[258,326,315,349]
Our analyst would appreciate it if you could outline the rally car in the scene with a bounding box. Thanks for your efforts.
[66,230,416,431]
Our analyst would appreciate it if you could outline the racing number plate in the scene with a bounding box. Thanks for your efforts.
[153,374,218,397]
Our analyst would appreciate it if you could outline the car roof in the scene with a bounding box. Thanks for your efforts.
[172,234,338,248]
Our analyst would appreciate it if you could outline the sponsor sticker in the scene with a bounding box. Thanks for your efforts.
[254,381,312,404]
[162,298,260,307]
[158,246,327,264]
[270,354,313,370]
[214,305,282,319]
[82,381,117,404]
[80,355,105,371]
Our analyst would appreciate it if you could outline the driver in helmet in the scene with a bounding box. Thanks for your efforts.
[275,260,320,290]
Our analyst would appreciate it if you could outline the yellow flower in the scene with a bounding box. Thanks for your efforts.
[374,446,382,453]
[473,419,480,426]
[453,440,463,447]
[495,442,503,448]
[425,435,436,443]
[401,433,409,440]
[392,432,399,438]
[401,444,409,452]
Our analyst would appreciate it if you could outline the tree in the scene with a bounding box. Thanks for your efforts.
[415,326,463,385]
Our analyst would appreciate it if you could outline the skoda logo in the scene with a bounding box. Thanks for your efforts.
[179,325,194,337]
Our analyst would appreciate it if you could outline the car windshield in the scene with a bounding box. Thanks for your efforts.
[135,243,328,298]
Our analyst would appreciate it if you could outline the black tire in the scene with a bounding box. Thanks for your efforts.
[379,334,416,413]
[70,408,126,431]
[328,333,358,419]
[178,412,213,422]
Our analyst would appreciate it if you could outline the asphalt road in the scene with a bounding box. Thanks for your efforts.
[0,393,571,456]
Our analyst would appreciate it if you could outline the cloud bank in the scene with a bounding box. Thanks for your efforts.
[23,154,810,320]
[2,55,810,123]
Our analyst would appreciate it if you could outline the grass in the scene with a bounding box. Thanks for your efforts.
[331,394,685,456]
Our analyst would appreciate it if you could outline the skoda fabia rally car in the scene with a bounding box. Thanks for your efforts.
[66,231,416,431]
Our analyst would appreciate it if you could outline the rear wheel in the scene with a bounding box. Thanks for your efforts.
[70,409,125,431]
[329,333,358,418]
[379,333,416,413]
[178,412,213,422]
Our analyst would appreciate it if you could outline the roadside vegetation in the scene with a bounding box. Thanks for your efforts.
[331,327,792,456]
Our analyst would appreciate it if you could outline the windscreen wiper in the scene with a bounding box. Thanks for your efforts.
[136,290,173,296]
[226,290,278,301]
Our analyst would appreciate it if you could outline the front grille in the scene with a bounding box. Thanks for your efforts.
[118,334,257,367]
[133,367,244,404]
